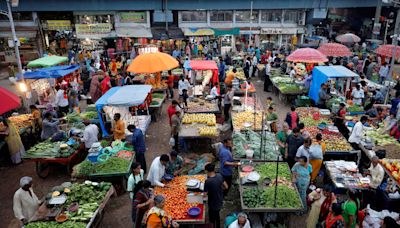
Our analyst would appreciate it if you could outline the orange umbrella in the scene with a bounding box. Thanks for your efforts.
[127,52,179,74]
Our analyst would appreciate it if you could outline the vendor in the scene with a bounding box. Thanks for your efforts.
[352,84,364,106]
[41,112,61,140]
[366,156,385,189]
[224,68,236,86]
[240,80,255,92]
[390,120,400,141]
[30,105,42,134]
[265,106,278,132]
[54,85,69,117]
[147,154,170,187]
[13,177,40,225]
[219,138,240,195]
[228,212,251,228]
[210,83,220,99]
[166,151,184,176]
[128,125,147,173]
[81,119,99,150]
[348,115,368,151]
[383,113,397,134]
[372,90,384,104]
[112,113,126,141]
[317,83,330,109]
[334,103,349,139]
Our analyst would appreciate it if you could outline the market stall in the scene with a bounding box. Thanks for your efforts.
[270,76,308,103]
[309,66,358,105]
[73,141,135,195]
[324,160,370,190]
[179,113,219,152]
[185,97,220,114]
[149,92,167,121]
[95,85,153,137]
[189,60,219,96]
[27,55,68,68]
[28,181,115,228]
[238,162,303,212]
[232,111,263,131]
[233,130,280,161]
[151,175,207,225]
[23,138,85,178]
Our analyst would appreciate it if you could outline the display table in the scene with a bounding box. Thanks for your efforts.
[271,80,307,104]
[149,93,166,122]
[186,100,220,114]
[324,160,370,190]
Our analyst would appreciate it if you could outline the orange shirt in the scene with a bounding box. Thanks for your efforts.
[113,119,126,140]
[224,72,235,85]
[32,110,41,119]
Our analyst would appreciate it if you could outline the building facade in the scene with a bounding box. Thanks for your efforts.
[0,0,386,62]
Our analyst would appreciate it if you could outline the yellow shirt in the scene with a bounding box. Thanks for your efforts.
[224,72,235,86]
[113,119,126,140]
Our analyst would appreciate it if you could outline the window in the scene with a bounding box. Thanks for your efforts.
[235,10,259,22]
[261,10,282,22]
[210,11,233,22]
[181,11,207,22]
[0,12,33,21]
[284,10,300,23]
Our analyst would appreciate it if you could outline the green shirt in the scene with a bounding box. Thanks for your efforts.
[342,200,359,228]
[166,155,184,175]
[276,131,288,156]
[266,112,278,121]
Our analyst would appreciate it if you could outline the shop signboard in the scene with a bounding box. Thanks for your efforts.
[119,12,146,23]
[239,30,260,35]
[261,28,298,34]
[46,20,72,31]
[75,23,112,35]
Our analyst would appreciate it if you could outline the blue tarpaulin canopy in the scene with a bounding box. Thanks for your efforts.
[309,66,358,103]
[95,85,152,136]
[19,65,80,81]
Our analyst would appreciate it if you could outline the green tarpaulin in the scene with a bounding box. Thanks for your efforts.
[212,28,240,36]
[27,55,68,68]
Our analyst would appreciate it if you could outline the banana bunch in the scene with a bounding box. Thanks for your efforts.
[198,126,217,137]
[182,114,216,126]
[232,111,263,130]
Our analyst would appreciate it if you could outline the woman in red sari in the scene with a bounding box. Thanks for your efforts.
[325,203,345,228]
[132,180,153,228]
[101,74,112,94]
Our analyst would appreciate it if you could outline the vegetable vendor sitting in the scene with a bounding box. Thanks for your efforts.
[166,151,184,176]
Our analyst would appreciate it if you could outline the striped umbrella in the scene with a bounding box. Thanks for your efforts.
[287,48,328,63]
[375,44,400,58]
[335,33,361,44]
[318,43,352,57]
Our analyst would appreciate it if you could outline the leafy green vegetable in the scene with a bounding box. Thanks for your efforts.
[26,221,86,228]
[255,163,291,182]
[233,130,279,160]
[80,111,98,120]
[75,157,131,176]
[243,186,302,209]
[66,113,82,124]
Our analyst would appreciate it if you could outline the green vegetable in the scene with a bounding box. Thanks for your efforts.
[80,111,98,120]
[243,188,266,208]
[66,113,82,124]
[26,221,86,228]
[24,141,73,159]
[243,186,302,209]
[255,163,291,182]
[347,105,364,112]
[233,130,279,160]
[76,157,131,176]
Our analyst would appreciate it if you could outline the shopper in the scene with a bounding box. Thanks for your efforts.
[325,203,345,228]
[348,115,368,150]
[0,118,25,164]
[166,150,184,176]
[285,106,299,130]
[296,137,312,161]
[285,127,304,168]
[223,85,234,122]
[225,68,236,86]
[167,70,175,99]
[365,156,385,189]
[101,74,112,94]
[264,62,272,92]
[219,138,240,195]
[112,113,126,141]
[291,156,312,211]
[89,73,102,103]
[204,163,227,228]
[309,134,325,181]
[342,190,361,228]
[390,120,400,140]
[54,85,69,117]
[13,177,40,225]
[351,84,364,106]
[379,62,389,84]
[146,195,179,228]
[317,83,330,109]
[218,56,226,82]
[127,162,145,200]
[170,110,182,152]
[334,103,350,139]
[167,100,181,125]
[128,124,147,173]
[244,57,251,78]
[80,120,99,151]
[41,112,61,140]
[147,154,170,187]
[306,185,336,228]
[228,212,251,228]
[178,76,190,99]
[132,180,153,228]
[276,122,290,157]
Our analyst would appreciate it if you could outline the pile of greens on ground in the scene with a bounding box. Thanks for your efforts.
[76,157,131,176]
[243,186,302,208]
[233,130,279,160]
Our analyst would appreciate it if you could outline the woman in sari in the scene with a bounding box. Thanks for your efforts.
[292,156,312,211]
[101,74,112,95]
[276,122,290,157]
[326,203,345,228]
[309,133,325,182]
[306,184,336,228]
[90,73,102,103]
[146,195,179,228]
[0,118,25,164]
[133,180,153,228]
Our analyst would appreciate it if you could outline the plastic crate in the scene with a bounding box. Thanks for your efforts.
[87,153,99,163]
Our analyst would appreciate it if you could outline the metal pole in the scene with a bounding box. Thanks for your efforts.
[249,0,253,46]
[388,7,400,81]
[384,19,390,44]
[273,155,279,207]
[165,0,168,32]
[373,0,382,39]
[6,0,23,77]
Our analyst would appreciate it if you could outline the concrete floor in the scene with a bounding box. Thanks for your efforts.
[0,75,307,228]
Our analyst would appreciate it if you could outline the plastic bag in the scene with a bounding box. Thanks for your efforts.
[169,137,175,146]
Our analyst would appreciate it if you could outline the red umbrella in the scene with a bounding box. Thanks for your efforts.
[375,44,400,58]
[287,48,328,63]
[335,33,361,44]
[318,43,352,57]
[0,86,21,115]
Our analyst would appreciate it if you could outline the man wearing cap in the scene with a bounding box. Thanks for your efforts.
[13,177,40,225]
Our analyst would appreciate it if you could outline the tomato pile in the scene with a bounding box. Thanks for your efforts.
[154,175,206,219]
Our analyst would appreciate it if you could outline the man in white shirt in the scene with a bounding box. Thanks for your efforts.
[54,85,69,117]
[289,64,297,79]
[251,55,258,77]
[81,120,99,150]
[147,154,170,187]
[366,156,384,189]
[210,83,219,98]
[348,115,368,150]
[178,76,191,97]
[351,84,364,106]
[379,62,389,84]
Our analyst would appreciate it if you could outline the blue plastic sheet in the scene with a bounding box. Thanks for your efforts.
[19,65,80,81]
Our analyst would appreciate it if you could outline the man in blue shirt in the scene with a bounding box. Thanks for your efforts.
[172,48,181,58]
[218,56,226,82]
[128,125,147,173]
[390,91,400,115]
[219,138,240,195]
[247,46,255,55]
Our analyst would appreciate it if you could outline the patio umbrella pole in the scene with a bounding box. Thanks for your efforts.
[388,7,400,81]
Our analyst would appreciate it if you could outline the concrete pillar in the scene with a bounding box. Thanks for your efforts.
[373,0,382,39]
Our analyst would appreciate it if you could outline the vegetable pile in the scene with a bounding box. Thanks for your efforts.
[233,130,279,160]
[80,111,98,120]
[347,105,364,113]
[3,114,33,132]
[243,186,302,209]
[154,175,206,219]
[187,98,219,113]
[26,221,86,228]
[255,163,292,181]
[75,157,131,176]
[232,111,263,131]
[182,113,216,126]
[24,141,76,158]
[304,126,353,152]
